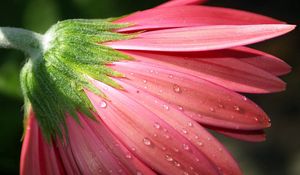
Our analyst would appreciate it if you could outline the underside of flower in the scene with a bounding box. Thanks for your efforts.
[20,19,135,139]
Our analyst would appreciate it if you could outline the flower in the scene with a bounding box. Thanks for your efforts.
[18,0,295,174]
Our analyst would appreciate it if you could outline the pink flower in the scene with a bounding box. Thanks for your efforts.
[20,0,295,174]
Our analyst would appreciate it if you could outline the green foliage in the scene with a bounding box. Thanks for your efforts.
[20,19,134,140]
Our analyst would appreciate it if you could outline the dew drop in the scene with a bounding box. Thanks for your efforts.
[168,74,174,79]
[242,96,248,101]
[174,161,181,167]
[131,147,136,152]
[153,133,158,137]
[174,148,179,152]
[178,106,184,111]
[209,107,215,112]
[254,117,259,122]
[100,101,107,108]
[165,154,173,162]
[183,171,189,175]
[163,104,169,110]
[182,144,190,150]
[233,105,241,112]
[143,138,152,146]
[125,154,132,159]
[197,141,203,146]
[218,104,224,108]
[173,84,182,93]
[153,122,161,129]
[187,122,193,127]
[143,80,147,84]
[182,128,188,134]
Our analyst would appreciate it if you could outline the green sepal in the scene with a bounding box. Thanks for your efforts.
[20,18,135,140]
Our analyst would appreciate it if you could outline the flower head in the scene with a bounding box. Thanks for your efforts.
[17,0,295,174]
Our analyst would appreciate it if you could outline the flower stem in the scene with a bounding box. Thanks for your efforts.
[0,27,43,57]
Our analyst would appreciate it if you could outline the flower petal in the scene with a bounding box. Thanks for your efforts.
[156,0,207,8]
[106,24,295,52]
[112,78,242,175]
[110,61,271,130]
[116,6,283,32]
[236,47,291,76]
[61,114,156,175]
[120,50,286,93]
[86,82,219,175]
[20,116,65,175]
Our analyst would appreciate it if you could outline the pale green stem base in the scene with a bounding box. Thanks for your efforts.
[0,27,43,57]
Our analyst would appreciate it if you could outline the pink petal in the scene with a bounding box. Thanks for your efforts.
[85,83,219,175]
[121,50,286,93]
[63,114,156,174]
[156,0,207,8]
[20,115,65,175]
[210,126,266,142]
[116,6,283,32]
[109,61,271,130]
[106,24,295,52]
[112,78,242,175]
[236,47,291,76]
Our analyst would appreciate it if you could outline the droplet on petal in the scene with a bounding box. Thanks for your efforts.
[173,84,182,93]
[182,143,190,150]
[100,101,107,108]
[143,138,152,146]
[153,122,161,129]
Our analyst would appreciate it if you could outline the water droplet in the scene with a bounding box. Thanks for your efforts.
[182,144,190,150]
[165,154,173,162]
[254,117,259,122]
[163,128,168,133]
[153,133,158,137]
[164,134,170,139]
[161,146,167,151]
[197,141,203,146]
[187,122,193,127]
[233,105,240,112]
[194,135,199,140]
[209,107,215,112]
[163,104,169,110]
[174,161,181,167]
[143,138,152,146]
[183,171,189,175]
[242,96,248,101]
[173,84,182,93]
[182,128,188,134]
[178,106,184,111]
[168,74,174,79]
[131,147,136,151]
[218,103,224,108]
[143,80,147,84]
[174,148,179,152]
[207,137,211,141]
[125,154,132,159]
[153,122,161,129]
[100,101,107,108]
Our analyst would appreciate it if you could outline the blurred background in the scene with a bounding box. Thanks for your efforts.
[0,0,299,174]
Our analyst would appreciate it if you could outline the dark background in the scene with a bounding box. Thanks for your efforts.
[0,0,299,174]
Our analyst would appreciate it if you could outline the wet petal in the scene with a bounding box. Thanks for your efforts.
[86,82,219,175]
[121,50,286,93]
[113,79,242,175]
[110,61,271,130]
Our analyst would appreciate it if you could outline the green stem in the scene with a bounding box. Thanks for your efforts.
[0,27,43,57]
